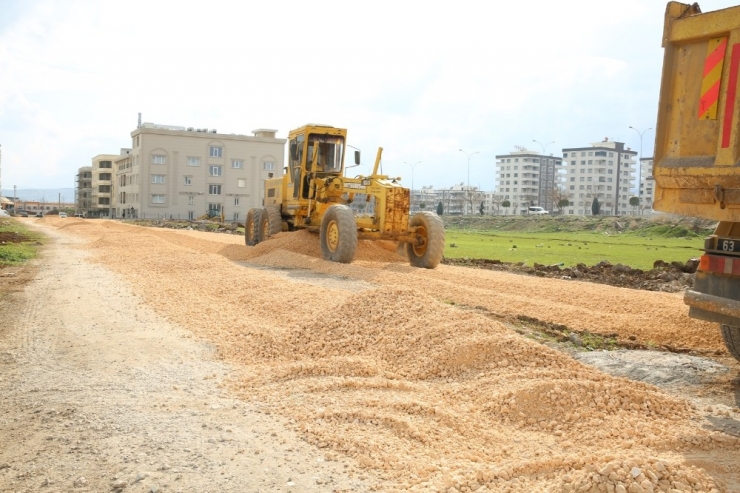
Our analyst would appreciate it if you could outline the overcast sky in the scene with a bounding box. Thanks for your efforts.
[1,0,738,198]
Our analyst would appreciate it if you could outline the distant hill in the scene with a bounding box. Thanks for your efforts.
[1,188,75,203]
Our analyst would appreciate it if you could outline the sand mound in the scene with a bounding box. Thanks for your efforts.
[242,229,404,263]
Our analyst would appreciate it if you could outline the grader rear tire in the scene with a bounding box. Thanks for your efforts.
[320,205,357,263]
[720,324,740,362]
[259,206,282,242]
[407,211,445,269]
[245,208,262,246]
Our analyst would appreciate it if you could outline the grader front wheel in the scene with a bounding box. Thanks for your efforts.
[320,205,358,263]
[407,212,445,269]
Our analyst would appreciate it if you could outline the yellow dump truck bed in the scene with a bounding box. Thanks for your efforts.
[654,2,740,221]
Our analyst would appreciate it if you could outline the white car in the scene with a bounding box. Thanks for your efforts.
[0,209,9,217]
[59,212,67,218]
[528,206,549,215]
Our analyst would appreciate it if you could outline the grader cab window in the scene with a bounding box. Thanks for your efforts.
[307,134,344,173]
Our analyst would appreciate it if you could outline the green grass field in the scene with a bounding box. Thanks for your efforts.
[442,216,708,270]
[0,219,44,266]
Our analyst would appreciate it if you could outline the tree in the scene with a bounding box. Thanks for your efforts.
[547,186,571,213]
[488,194,503,215]
[479,201,485,215]
[419,202,426,211]
[436,201,444,216]
[591,197,600,215]
[629,196,640,214]
[501,200,511,215]
[465,189,483,216]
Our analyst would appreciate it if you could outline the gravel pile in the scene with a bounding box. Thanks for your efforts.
[52,219,738,492]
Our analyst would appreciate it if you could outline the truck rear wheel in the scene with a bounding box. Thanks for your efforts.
[320,205,357,263]
[720,324,740,362]
[245,208,262,246]
[259,206,282,242]
[407,212,445,269]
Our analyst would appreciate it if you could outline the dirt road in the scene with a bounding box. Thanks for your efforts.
[2,218,740,492]
[0,224,373,492]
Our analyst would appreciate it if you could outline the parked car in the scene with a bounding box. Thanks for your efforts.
[19,211,28,217]
[0,209,9,217]
[74,213,84,218]
[527,206,550,215]
[59,212,67,218]
[35,212,43,218]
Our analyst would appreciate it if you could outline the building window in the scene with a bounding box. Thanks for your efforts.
[208,203,222,212]
[187,157,200,167]
[188,195,195,205]
[209,146,222,158]
[99,173,111,180]
[231,159,243,169]
[210,166,222,176]
[263,161,275,171]
[98,185,111,193]
[184,176,192,186]
[238,179,246,188]
[152,155,166,165]
[188,211,195,220]
[151,175,166,184]
[209,184,222,195]
[99,161,112,169]
[151,195,165,204]
[98,197,110,205]
[234,197,240,206]
[233,212,239,221]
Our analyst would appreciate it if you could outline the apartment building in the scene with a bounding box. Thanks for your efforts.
[75,167,93,213]
[561,139,637,215]
[76,153,125,217]
[494,149,563,215]
[115,123,285,220]
[639,157,655,213]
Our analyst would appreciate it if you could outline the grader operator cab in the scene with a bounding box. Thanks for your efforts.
[245,124,444,268]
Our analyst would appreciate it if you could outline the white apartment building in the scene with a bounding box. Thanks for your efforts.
[562,139,637,215]
[114,123,285,220]
[495,149,563,215]
[639,157,655,213]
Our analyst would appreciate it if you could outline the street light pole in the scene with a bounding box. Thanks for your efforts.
[404,161,421,212]
[459,149,479,215]
[532,140,555,208]
[629,126,652,215]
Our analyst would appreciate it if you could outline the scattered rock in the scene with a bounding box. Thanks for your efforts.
[568,333,583,347]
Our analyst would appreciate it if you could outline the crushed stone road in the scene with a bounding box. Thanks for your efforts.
[1,217,740,492]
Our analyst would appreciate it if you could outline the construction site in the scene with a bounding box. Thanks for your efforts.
[0,215,738,492]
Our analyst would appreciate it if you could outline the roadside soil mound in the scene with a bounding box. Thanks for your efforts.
[444,257,699,293]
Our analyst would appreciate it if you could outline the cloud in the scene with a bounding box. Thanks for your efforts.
[2,0,739,194]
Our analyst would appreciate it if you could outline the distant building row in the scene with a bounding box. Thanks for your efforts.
[494,138,654,216]
[76,122,285,220]
[76,125,654,219]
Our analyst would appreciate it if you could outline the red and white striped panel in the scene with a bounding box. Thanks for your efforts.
[700,254,740,275]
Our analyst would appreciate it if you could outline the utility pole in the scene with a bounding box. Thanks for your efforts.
[404,161,421,212]
[459,149,479,215]
[629,126,652,215]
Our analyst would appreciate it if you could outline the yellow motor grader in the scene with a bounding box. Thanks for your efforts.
[245,124,444,268]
